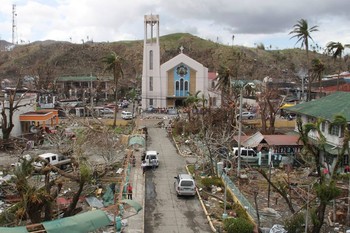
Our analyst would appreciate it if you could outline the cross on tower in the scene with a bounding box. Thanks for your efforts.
[179,46,184,53]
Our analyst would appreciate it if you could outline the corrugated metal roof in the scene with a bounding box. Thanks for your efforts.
[264,135,301,146]
[285,91,350,121]
[56,76,99,82]
[0,210,111,233]
[128,135,146,148]
[241,131,264,147]
[234,132,302,147]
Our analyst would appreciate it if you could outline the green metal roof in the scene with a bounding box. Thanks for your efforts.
[286,92,350,121]
[56,75,113,82]
[128,135,146,148]
[0,210,111,233]
[56,76,99,82]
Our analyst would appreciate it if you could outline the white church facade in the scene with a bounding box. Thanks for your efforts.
[141,14,220,109]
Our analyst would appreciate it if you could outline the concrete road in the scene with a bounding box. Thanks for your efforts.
[143,124,212,233]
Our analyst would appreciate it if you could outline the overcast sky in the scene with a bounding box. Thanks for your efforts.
[1,0,350,52]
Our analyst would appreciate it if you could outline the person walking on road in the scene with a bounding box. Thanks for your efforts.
[127,183,133,200]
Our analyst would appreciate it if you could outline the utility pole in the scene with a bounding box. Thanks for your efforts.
[12,4,17,45]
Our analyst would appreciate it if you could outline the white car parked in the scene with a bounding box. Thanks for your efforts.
[174,173,196,197]
[121,111,133,120]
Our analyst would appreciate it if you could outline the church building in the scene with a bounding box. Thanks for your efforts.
[141,14,220,110]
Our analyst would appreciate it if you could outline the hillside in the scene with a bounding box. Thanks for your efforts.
[0,33,339,89]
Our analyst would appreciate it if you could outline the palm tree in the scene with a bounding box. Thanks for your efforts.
[102,52,124,127]
[310,58,325,97]
[325,41,350,91]
[215,65,233,107]
[128,88,137,117]
[184,91,201,121]
[290,19,318,101]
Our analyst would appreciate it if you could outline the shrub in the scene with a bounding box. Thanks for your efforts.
[223,218,236,231]
[226,217,254,233]
[187,165,195,174]
[284,212,305,233]
[232,203,249,219]
[201,177,223,190]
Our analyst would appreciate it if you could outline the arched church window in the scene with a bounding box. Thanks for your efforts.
[180,78,184,90]
[176,81,179,91]
[149,50,153,70]
[184,81,189,93]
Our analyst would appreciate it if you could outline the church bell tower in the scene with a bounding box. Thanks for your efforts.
[141,14,161,109]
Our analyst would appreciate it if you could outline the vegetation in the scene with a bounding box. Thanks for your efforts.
[284,212,305,233]
[296,115,349,233]
[102,52,124,128]
[325,41,350,90]
[289,18,319,101]
[224,217,254,233]
[0,33,342,93]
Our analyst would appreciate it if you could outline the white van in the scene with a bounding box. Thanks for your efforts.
[232,147,258,162]
[174,173,196,197]
[33,153,71,170]
[142,150,159,167]
[121,111,133,120]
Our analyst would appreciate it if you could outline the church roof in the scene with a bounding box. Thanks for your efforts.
[161,53,207,72]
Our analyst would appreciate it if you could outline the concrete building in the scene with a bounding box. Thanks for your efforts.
[141,14,220,110]
[286,91,350,171]
[0,92,36,138]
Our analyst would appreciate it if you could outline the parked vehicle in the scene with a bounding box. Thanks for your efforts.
[33,153,71,170]
[99,108,115,118]
[121,111,133,120]
[174,173,196,197]
[232,147,258,162]
[167,108,178,115]
[141,150,159,167]
[236,112,255,120]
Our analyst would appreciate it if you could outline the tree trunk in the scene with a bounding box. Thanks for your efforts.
[63,180,85,217]
[268,116,276,134]
[44,172,53,221]
[312,203,327,233]
[257,168,295,213]
[113,89,118,128]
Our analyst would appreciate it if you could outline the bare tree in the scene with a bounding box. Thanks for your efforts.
[256,85,284,134]
[1,81,34,141]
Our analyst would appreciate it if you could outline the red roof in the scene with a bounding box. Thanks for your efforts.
[322,83,350,92]
[313,83,350,93]
[234,132,302,147]
[263,135,301,146]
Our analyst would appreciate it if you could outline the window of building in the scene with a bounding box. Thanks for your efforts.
[175,81,179,91]
[307,116,316,123]
[149,99,153,106]
[330,125,340,136]
[149,76,153,91]
[149,50,153,70]
[210,97,217,106]
[321,122,325,132]
[180,78,184,90]
[211,81,215,89]
[184,81,189,93]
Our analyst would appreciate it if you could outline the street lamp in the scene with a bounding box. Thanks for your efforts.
[237,82,250,177]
